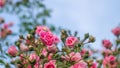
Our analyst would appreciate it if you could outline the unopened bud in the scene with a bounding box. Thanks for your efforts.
[89,36,95,43]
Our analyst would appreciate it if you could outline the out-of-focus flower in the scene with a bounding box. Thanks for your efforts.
[42,48,48,57]
[0,0,6,7]
[36,26,50,35]
[62,52,81,62]
[90,62,98,68]
[112,26,120,36]
[103,55,116,68]
[20,44,29,51]
[47,45,58,53]
[102,39,112,49]
[70,60,87,68]
[34,62,42,68]
[80,49,92,57]
[65,36,78,47]
[8,46,18,56]
[44,60,56,68]
[29,53,37,62]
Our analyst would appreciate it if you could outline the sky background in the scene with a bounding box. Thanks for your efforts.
[43,0,120,50]
[1,0,120,49]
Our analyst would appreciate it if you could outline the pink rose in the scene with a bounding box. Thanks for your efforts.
[44,60,56,68]
[36,26,50,35]
[80,49,92,57]
[20,44,29,51]
[0,0,5,7]
[102,49,112,56]
[70,61,87,68]
[39,31,55,46]
[3,23,9,29]
[47,45,57,53]
[103,55,116,68]
[65,36,78,47]
[34,62,42,68]
[29,53,37,62]
[102,39,112,49]
[42,48,48,57]
[27,65,32,68]
[53,35,60,44]
[112,26,120,36]
[62,52,81,62]
[48,53,53,60]
[90,62,98,68]
[8,46,18,56]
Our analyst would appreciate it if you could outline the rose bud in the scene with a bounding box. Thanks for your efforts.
[8,46,18,56]
[20,44,29,51]
[112,26,120,37]
[102,39,112,49]
[29,53,37,63]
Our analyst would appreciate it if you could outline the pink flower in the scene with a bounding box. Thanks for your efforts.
[44,60,56,68]
[90,62,98,68]
[39,31,55,46]
[42,48,48,57]
[47,45,57,53]
[27,65,32,68]
[62,52,81,62]
[3,23,9,29]
[103,55,116,68]
[112,26,120,36]
[34,62,42,68]
[70,61,87,68]
[8,46,18,56]
[65,36,78,47]
[102,49,112,56]
[80,49,92,57]
[48,53,53,60]
[20,44,29,51]
[0,0,5,7]
[53,36,60,44]
[36,26,50,35]
[102,39,112,49]
[29,53,37,62]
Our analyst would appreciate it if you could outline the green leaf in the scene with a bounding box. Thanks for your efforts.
[0,59,5,65]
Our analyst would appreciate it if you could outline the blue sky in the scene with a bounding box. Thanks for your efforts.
[44,0,120,49]
[1,0,120,49]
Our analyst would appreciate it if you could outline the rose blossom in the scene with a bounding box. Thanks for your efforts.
[20,44,29,51]
[62,52,81,62]
[70,61,87,68]
[44,60,56,68]
[42,48,48,57]
[39,31,56,46]
[103,55,116,68]
[80,49,92,57]
[0,0,6,7]
[36,26,50,35]
[29,53,37,62]
[8,46,18,56]
[112,26,120,36]
[90,62,98,68]
[102,39,112,49]
[47,45,57,53]
[34,62,42,68]
[65,36,78,47]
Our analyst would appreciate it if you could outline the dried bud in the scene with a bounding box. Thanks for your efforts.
[19,35,24,39]
[89,36,95,43]
[84,33,89,39]
[27,34,33,40]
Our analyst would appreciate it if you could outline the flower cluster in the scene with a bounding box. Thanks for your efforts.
[0,17,13,38]
[7,25,120,68]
